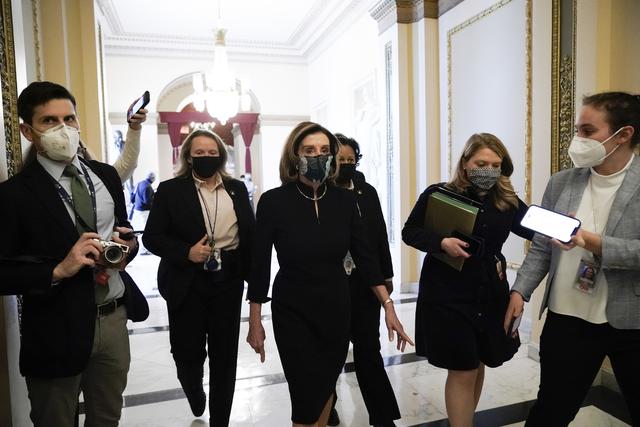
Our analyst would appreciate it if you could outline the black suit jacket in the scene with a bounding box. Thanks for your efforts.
[0,158,149,378]
[142,175,255,310]
[352,178,394,279]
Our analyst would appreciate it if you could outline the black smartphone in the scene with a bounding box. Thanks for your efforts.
[520,205,581,243]
[451,230,483,256]
[127,91,150,122]
[508,313,523,336]
[119,230,144,240]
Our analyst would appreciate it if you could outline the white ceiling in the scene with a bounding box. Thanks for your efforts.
[98,0,374,62]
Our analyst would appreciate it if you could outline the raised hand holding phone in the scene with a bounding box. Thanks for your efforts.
[127,91,150,124]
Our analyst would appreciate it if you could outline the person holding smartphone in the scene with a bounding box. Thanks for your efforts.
[142,129,255,426]
[402,133,533,427]
[504,92,640,426]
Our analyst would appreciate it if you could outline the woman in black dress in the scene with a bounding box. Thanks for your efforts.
[143,130,254,426]
[402,133,533,427]
[246,122,412,427]
[328,134,400,427]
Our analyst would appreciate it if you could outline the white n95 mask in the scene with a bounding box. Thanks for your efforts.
[33,124,80,162]
[568,127,623,168]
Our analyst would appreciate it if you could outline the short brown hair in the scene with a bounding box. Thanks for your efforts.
[279,121,340,184]
[447,133,519,211]
[175,129,230,179]
[582,92,640,147]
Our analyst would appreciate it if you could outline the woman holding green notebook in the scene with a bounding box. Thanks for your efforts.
[402,133,533,427]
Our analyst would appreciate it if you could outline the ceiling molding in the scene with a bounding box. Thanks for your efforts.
[438,0,464,16]
[104,42,308,64]
[96,0,123,34]
[369,0,462,33]
[304,0,373,62]
[98,0,366,64]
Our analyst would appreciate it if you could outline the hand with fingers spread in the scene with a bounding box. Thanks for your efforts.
[440,237,471,259]
[383,303,415,352]
[188,235,211,264]
[52,232,103,281]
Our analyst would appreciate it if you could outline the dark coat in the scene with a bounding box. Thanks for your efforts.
[351,178,393,280]
[0,158,149,378]
[142,175,255,310]
[133,177,154,211]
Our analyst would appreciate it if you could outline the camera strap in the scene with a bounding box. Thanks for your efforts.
[51,160,98,233]
[197,186,218,250]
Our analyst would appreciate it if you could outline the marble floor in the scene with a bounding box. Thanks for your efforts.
[85,254,632,426]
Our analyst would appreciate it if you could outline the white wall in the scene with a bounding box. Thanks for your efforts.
[105,56,309,117]
[307,11,383,196]
[438,0,533,268]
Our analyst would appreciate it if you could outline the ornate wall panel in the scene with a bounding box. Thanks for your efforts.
[384,41,395,243]
[1,0,21,178]
[551,0,576,173]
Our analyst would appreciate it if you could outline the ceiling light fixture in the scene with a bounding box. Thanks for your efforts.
[191,0,251,125]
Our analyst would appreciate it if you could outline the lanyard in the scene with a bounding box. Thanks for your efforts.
[52,160,98,233]
[197,186,219,247]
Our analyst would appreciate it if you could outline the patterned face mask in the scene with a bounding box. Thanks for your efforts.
[467,167,501,190]
[298,154,333,183]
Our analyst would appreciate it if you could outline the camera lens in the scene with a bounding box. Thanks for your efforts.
[104,245,124,264]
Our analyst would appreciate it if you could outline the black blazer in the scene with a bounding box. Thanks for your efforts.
[352,178,393,279]
[142,175,255,309]
[402,183,533,293]
[0,158,149,378]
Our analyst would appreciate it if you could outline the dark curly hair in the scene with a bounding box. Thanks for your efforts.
[334,133,363,164]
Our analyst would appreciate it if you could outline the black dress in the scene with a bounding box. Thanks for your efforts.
[402,184,533,370]
[248,181,383,424]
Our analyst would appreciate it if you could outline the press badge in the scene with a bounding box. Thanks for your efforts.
[574,258,599,295]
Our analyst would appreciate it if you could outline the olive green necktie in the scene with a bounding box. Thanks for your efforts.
[63,165,109,302]
[62,164,96,233]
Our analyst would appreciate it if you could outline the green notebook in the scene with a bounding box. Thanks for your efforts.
[424,190,479,271]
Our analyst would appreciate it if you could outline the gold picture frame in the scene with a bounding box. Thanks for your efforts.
[1,0,22,177]
[550,0,576,174]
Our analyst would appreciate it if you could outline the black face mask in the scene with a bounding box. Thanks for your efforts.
[298,154,333,183]
[337,163,356,184]
[191,156,223,178]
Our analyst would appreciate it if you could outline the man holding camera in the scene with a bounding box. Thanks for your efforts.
[0,81,148,427]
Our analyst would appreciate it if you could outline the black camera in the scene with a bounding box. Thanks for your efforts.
[93,239,130,268]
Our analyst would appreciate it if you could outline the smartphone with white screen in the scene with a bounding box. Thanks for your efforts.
[520,205,581,243]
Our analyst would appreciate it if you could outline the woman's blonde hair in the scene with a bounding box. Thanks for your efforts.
[279,121,340,184]
[447,133,518,211]
[175,129,230,179]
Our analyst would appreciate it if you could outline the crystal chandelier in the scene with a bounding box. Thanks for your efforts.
[192,2,250,125]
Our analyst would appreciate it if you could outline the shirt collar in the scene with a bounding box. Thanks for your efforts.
[37,153,82,181]
[193,172,224,191]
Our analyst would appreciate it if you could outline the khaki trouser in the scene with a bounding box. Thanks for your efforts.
[26,305,130,427]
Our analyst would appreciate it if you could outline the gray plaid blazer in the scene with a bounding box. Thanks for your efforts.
[512,155,640,329]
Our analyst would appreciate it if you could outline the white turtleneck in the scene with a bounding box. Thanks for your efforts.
[548,155,635,324]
